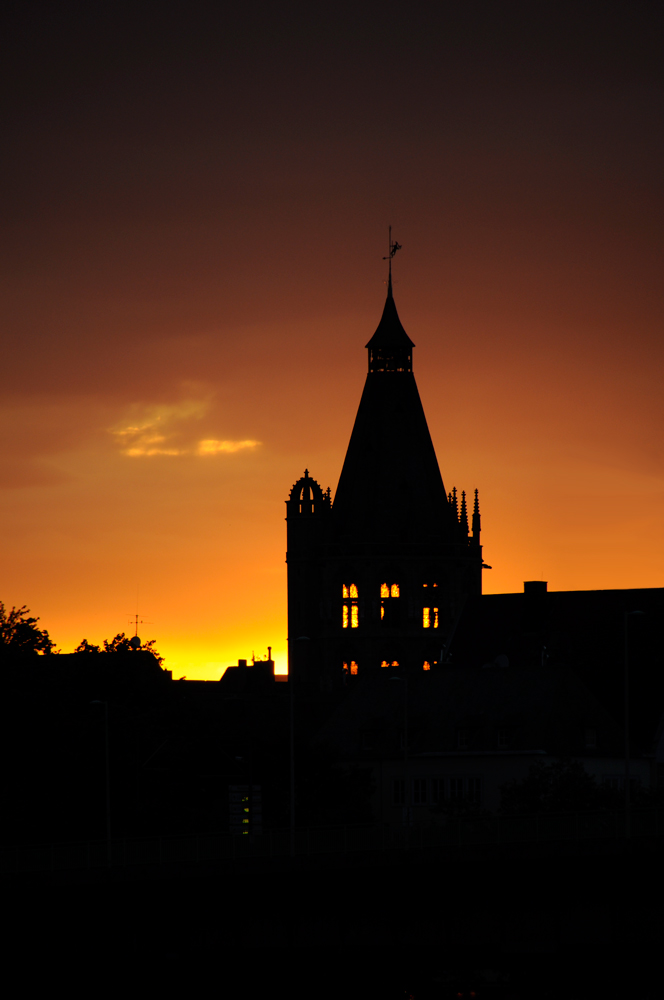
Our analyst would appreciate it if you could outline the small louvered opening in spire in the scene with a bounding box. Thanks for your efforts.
[366,279,414,373]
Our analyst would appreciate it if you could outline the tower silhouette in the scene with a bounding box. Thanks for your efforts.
[286,276,484,688]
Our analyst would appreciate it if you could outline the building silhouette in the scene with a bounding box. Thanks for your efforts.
[286,276,486,688]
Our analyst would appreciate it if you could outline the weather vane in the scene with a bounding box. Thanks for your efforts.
[382,225,402,281]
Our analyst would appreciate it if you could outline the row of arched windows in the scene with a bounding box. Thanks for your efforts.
[341,581,440,629]
[342,582,439,597]
[342,660,435,675]
[342,582,399,598]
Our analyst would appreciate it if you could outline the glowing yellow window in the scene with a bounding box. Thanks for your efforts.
[350,583,358,598]
[350,661,358,675]
[391,660,399,667]
[342,605,349,628]
[433,608,439,628]
[381,605,385,620]
[391,584,400,598]
[342,584,349,598]
[423,607,431,628]
[423,661,431,671]
[351,605,359,628]
[380,660,389,668]
[380,583,389,598]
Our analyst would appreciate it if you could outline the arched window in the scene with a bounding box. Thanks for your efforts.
[422,607,439,628]
[342,583,359,628]
[380,581,401,625]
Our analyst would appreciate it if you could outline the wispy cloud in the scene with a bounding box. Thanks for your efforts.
[109,400,261,458]
[197,439,260,455]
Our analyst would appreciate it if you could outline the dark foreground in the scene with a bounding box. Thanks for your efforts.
[4,839,661,998]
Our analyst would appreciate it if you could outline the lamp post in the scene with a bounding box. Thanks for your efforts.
[91,700,111,867]
[624,611,645,844]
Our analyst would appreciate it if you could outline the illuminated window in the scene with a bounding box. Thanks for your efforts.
[380,660,389,668]
[350,661,358,675]
[342,583,359,628]
[381,582,400,625]
[433,608,439,628]
[423,608,430,628]
[391,660,399,667]
[423,661,431,671]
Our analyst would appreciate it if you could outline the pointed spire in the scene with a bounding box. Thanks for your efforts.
[366,231,413,373]
[460,490,469,538]
[472,488,481,544]
[450,487,459,521]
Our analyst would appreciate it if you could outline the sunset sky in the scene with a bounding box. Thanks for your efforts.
[2,3,662,678]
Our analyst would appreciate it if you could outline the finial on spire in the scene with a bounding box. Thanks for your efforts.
[472,488,481,544]
[460,490,469,538]
[382,225,402,287]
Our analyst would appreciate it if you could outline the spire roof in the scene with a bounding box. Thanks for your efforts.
[365,277,415,351]
[333,281,458,545]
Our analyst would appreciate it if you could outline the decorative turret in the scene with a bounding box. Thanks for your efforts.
[286,469,331,518]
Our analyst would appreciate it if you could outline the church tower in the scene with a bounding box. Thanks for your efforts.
[286,269,484,688]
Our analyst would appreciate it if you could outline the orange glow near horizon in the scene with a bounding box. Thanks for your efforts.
[1,7,662,678]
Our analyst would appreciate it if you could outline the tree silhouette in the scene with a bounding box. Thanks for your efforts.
[74,632,164,665]
[0,602,56,655]
[74,638,102,653]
